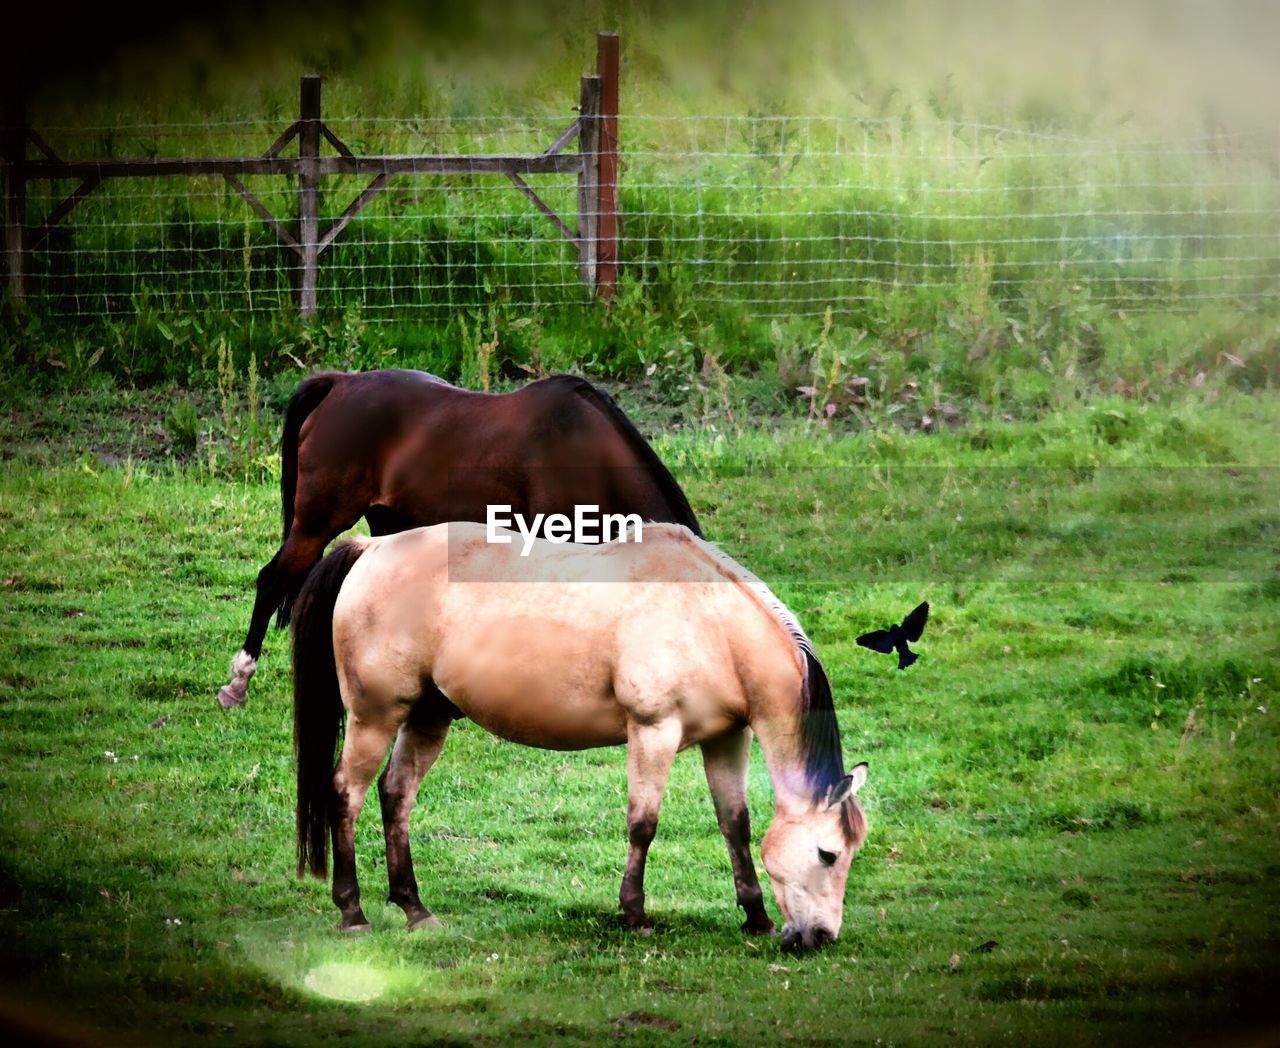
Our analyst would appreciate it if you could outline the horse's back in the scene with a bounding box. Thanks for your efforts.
[333,523,798,752]
[294,370,453,473]
[289,370,696,535]
[302,369,453,435]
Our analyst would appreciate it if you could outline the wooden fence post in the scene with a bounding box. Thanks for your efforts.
[595,32,619,301]
[577,75,601,292]
[2,92,27,309]
[297,74,322,320]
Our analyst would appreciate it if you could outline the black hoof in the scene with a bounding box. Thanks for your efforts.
[339,918,371,934]
[741,916,777,937]
[621,913,654,936]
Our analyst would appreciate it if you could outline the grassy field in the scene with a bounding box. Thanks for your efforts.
[0,381,1276,1045]
[1,5,1277,1041]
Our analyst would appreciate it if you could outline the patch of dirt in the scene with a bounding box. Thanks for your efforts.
[1,384,222,466]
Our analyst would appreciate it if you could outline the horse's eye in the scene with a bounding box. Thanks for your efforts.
[817,848,837,867]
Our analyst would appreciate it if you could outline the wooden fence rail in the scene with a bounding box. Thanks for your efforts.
[1,32,620,317]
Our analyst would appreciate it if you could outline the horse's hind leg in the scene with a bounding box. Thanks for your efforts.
[330,714,399,932]
[701,726,775,936]
[378,702,452,930]
[619,718,682,932]
[217,525,354,709]
[216,549,284,708]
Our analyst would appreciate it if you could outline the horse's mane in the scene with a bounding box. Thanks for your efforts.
[560,377,703,537]
[691,538,848,805]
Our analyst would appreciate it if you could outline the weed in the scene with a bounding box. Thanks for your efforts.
[164,399,201,459]
[457,309,500,392]
[204,339,275,481]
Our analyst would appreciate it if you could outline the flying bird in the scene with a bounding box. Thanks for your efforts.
[857,601,929,670]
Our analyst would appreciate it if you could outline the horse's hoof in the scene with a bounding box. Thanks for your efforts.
[622,916,654,936]
[217,684,247,709]
[408,913,443,932]
[741,918,777,937]
[339,921,372,934]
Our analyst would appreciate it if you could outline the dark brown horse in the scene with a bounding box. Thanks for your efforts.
[217,370,701,708]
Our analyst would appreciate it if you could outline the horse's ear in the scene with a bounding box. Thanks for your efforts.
[848,761,869,793]
[826,763,868,808]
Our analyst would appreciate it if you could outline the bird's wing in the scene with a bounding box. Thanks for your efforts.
[857,629,897,654]
[902,601,930,642]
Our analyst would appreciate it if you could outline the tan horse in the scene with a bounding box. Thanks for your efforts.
[291,522,868,951]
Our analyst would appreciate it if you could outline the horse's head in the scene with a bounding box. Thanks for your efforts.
[761,762,868,952]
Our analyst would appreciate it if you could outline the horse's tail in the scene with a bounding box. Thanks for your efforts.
[568,378,703,537]
[276,372,343,628]
[292,536,370,881]
[280,372,342,542]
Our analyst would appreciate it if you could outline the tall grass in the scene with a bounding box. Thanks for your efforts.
[12,114,1279,316]
[2,0,1278,396]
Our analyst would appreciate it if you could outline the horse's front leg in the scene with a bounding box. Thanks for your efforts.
[378,706,452,930]
[619,718,682,932]
[330,715,397,932]
[701,726,775,936]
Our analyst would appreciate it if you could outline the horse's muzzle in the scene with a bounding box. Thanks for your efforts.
[780,924,835,953]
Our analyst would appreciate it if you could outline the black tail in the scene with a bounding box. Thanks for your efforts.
[292,537,369,880]
[275,372,341,627]
[568,378,703,537]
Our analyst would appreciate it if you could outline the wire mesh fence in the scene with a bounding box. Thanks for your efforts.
[622,115,1280,318]
[15,116,588,320]
[8,112,1280,325]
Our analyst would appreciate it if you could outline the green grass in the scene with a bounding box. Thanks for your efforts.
[0,385,1276,1045]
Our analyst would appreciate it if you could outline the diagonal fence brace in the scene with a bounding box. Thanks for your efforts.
[263,122,300,160]
[24,176,101,250]
[318,173,391,254]
[225,174,301,255]
[507,172,580,247]
[319,123,355,160]
[542,117,584,158]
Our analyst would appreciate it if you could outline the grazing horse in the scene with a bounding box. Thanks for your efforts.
[291,522,869,951]
[217,369,701,708]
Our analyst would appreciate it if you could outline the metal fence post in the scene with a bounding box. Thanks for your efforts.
[577,75,601,292]
[595,32,619,301]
